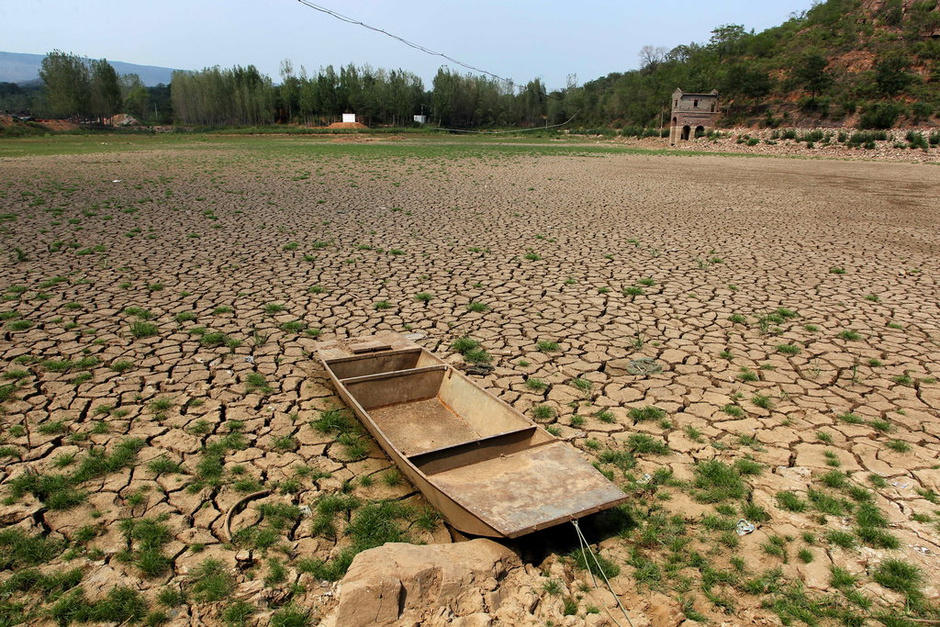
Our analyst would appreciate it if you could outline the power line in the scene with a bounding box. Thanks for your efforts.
[294,0,512,84]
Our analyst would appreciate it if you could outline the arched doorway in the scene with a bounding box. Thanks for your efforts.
[695,125,705,138]
[681,125,691,140]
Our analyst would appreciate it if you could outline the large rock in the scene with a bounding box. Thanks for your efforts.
[325,540,521,627]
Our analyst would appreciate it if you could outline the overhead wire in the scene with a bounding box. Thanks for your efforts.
[294,0,512,84]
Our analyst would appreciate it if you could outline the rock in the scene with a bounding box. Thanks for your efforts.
[648,592,684,627]
[451,613,494,627]
[235,549,254,569]
[324,539,520,627]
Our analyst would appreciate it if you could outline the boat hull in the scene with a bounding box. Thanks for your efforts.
[318,333,628,538]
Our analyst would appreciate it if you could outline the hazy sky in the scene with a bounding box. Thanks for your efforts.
[6,0,814,88]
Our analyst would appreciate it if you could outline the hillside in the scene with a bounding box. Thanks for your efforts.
[561,0,940,129]
[0,51,177,86]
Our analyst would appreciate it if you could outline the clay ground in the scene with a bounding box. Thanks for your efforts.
[0,135,938,625]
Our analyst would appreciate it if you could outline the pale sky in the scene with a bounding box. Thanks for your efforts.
[5,0,813,89]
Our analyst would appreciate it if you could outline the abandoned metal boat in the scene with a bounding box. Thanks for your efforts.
[317,332,628,538]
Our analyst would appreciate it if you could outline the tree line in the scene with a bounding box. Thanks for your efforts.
[171,63,550,129]
[2,50,170,124]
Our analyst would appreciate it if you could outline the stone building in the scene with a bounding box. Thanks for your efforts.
[669,89,719,145]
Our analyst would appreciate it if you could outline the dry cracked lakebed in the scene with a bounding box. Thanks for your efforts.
[0,135,938,625]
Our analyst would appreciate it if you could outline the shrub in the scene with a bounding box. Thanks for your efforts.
[906,130,929,151]
[858,102,903,129]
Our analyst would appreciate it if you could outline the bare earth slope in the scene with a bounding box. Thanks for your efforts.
[0,138,938,624]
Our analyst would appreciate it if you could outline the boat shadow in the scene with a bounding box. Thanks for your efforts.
[450,504,637,567]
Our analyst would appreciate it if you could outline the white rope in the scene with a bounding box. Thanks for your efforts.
[571,519,635,627]
[574,517,599,589]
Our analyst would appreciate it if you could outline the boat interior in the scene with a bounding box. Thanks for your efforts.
[324,348,554,473]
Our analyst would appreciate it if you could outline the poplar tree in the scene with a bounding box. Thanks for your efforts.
[39,50,90,120]
[89,59,122,123]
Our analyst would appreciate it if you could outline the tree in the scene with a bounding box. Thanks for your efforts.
[39,50,90,120]
[874,54,914,96]
[720,65,772,99]
[279,59,299,122]
[171,65,275,126]
[709,24,749,59]
[89,59,122,123]
[120,74,150,121]
[522,78,547,125]
[880,0,903,27]
[792,53,831,100]
[638,46,668,72]
[0,83,31,114]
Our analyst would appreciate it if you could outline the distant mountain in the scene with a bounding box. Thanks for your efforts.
[0,51,178,86]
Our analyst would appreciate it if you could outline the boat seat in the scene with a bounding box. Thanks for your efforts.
[338,364,447,385]
[407,425,547,475]
[341,366,448,411]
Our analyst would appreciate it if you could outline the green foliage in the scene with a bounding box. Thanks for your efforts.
[450,336,480,354]
[130,320,159,339]
[463,349,492,364]
[189,558,234,603]
[872,559,922,597]
[569,547,621,578]
[223,601,256,626]
[312,408,356,434]
[270,604,311,627]
[244,372,273,394]
[0,528,65,568]
[775,491,807,512]
[303,500,410,581]
[626,434,670,455]
[859,102,904,129]
[40,50,93,119]
[50,586,149,625]
[825,530,857,549]
[120,515,173,578]
[532,404,556,420]
[692,460,747,503]
[7,438,144,510]
[627,406,666,422]
[525,378,547,391]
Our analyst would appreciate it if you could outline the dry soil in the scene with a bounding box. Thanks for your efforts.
[0,138,938,625]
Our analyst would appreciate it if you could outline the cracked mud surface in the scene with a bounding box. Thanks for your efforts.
[0,137,938,624]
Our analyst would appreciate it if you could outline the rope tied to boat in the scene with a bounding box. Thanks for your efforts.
[571,519,635,627]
